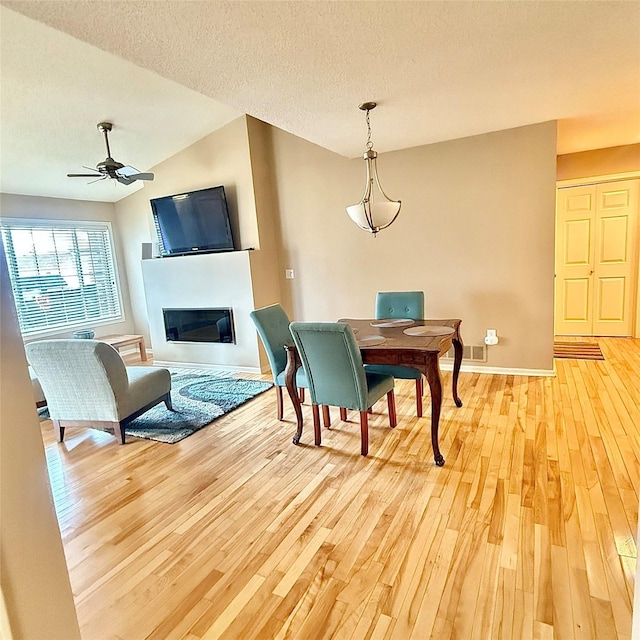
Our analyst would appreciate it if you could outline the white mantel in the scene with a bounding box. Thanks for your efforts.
[141,250,261,371]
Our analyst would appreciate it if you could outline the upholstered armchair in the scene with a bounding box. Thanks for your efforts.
[366,290,425,416]
[25,339,172,444]
[289,321,396,456]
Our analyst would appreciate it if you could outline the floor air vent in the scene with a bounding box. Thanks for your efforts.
[444,344,487,362]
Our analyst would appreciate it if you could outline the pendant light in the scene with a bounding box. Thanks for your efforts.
[346,102,401,236]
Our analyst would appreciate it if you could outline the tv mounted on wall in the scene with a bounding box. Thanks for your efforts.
[150,185,235,257]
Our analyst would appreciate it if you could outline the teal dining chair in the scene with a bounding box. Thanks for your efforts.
[367,290,425,417]
[250,304,308,421]
[289,322,396,456]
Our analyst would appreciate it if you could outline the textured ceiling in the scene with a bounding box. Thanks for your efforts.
[1,1,639,203]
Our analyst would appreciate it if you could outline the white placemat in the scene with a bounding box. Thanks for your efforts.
[357,335,387,346]
[370,319,415,328]
[403,325,455,337]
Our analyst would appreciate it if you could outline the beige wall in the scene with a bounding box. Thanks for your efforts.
[0,193,135,341]
[245,116,283,312]
[115,116,261,347]
[68,116,557,373]
[557,144,640,181]
[269,121,558,372]
[0,243,80,640]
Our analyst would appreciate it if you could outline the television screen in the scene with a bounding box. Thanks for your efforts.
[151,186,235,256]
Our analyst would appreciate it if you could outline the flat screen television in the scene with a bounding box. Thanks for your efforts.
[150,185,235,257]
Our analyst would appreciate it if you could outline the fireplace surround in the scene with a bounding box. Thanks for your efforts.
[141,250,263,371]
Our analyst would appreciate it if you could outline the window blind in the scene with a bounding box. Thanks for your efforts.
[1,219,123,336]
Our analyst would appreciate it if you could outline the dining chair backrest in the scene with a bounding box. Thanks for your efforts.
[375,291,424,320]
[250,304,293,381]
[289,322,368,411]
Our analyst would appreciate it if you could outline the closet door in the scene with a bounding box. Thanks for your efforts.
[555,185,596,335]
[555,179,638,336]
[592,180,639,336]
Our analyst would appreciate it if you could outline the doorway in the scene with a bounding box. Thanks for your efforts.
[554,178,639,337]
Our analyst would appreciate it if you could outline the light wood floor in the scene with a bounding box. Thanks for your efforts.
[41,337,639,639]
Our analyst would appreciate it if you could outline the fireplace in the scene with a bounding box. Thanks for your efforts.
[163,308,235,344]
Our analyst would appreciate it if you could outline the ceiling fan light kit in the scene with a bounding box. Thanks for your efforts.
[67,122,155,186]
[346,102,401,236]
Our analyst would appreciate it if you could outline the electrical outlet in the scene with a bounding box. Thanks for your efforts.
[285,269,294,279]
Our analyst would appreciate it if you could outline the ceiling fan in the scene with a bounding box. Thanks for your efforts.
[67,122,154,185]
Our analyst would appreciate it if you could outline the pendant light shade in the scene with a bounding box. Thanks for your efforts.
[346,102,401,236]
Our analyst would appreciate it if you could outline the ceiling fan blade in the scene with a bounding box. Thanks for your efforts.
[87,176,108,184]
[117,166,154,182]
[68,173,101,177]
[117,165,139,177]
[117,176,134,185]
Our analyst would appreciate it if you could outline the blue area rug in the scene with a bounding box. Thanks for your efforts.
[39,369,273,444]
[125,371,273,443]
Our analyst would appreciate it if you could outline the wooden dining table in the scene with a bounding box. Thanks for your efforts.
[284,318,463,466]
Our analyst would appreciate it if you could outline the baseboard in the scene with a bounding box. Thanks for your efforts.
[152,360,263,375]
[152,360,553,377]
[439,362,555,377]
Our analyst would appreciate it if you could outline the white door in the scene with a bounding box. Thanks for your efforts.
[555,179,639,336]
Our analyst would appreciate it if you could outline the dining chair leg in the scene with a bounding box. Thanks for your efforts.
[276,386,284,421]
[387,390,397,428]
[322,405,331,428]
[415,379,423,418]
[312,404,322,446]
[359,411,369,456]
[339,407,348,421]
[299,388,305,403]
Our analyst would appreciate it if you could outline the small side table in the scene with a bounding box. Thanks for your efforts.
[100,334,148,362]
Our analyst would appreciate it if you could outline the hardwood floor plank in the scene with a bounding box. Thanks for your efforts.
[37,338,639,639]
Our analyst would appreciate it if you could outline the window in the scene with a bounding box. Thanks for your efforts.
[1,219,123,336]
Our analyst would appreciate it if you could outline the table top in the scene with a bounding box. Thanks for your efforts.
[338,318,461,354]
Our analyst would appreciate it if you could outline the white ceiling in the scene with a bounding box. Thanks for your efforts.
[1,1,639,203]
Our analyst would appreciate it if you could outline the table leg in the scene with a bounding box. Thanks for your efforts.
[284,345,304,445]
[139,336,148,361]
[452,336,463,408]
[425,356,445,467]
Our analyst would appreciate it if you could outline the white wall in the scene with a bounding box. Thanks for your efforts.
[269,121,558,373]
[0,193,135,341]
[141,250,262,370]
[0,242,80,640]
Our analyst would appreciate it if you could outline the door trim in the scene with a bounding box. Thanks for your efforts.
[558,171,640,189]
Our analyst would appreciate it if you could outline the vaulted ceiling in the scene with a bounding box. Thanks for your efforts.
[1,1,639,202]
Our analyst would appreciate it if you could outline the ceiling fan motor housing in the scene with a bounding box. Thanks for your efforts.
[97,158,125,176]
[67,121,154,184]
